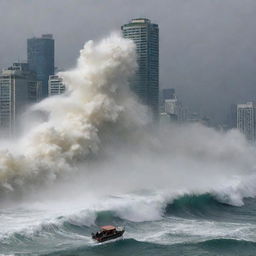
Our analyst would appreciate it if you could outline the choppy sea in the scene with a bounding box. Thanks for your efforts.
[1,192,256,256]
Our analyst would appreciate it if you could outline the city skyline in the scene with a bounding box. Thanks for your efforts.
[1,2,256,255]
[1,0,256,123]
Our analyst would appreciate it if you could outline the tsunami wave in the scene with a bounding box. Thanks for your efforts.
[1,33,256,255]
[0,32,255,210]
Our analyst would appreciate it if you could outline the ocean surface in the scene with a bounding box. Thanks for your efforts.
[1,193,256,256]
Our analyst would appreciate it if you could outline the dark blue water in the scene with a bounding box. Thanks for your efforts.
[1,194,256,256]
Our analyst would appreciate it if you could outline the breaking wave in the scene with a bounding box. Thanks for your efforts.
[1,193,256,255]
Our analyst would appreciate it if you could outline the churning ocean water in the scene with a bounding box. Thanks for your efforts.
[1,34,256,256]
[1,192,256,256]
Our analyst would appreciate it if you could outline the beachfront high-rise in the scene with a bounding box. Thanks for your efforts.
[121,18,159,120]
[0,63,42,136]
[27,34,54,98]
[237,102,256,142]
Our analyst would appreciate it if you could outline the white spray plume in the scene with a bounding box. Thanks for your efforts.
[0,33,148,193]
[0,33,256,210]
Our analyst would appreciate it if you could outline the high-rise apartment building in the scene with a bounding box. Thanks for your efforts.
[237,102,256,141]
[160,88,175,112]
[121,18,159,120]
[162,88,175,101]
[0,63,42,136]
[164,97,187,122]
[27,34,54,98]
[48,75,65,96]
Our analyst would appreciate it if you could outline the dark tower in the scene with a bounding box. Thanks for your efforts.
[27,34,54,98]
[122,18,159,120]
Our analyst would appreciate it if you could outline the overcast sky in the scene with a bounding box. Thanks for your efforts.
[1,0,256,123]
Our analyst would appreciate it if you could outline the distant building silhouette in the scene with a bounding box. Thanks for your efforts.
[0,63,42,136]
[122,18,159,120]
[237,102,256,142]
[164,97,187,122]
[48,75,65,96]
[27,34,54,98]
[160,88,175,112]
[226,104,237,129]
[162,88,175,101]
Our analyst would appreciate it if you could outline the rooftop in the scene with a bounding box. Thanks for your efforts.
[100,225,116,231]
[131,18,151,24]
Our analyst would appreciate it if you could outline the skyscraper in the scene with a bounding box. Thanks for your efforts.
[48,75,66,96]
[121,18,159,120]
[27,34,54,98]
[237,102,256,142]
[0,63,42,136]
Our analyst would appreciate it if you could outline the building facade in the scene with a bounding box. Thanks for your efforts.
[48,75,65,96]
[121,18,159,120]
[27,34,54,98]
[0,63,42,136]
[164,98,187,122]
[237,102,256,141]
[160,88,175,112]
[162,88,175,102]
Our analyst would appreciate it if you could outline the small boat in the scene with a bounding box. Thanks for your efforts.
[91,225,125,243]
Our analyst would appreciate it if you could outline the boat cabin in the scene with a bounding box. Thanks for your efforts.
[92,225,125,242]
[100,225,116,235]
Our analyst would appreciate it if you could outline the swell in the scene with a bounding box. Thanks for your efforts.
[44,238,256,256]
[0,210,124,255]
[1,194,256,255]
[165,194,256,223]
[1,195,256,244]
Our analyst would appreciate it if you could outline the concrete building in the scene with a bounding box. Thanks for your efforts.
[164,97,187,122]
[0,63,42,136]
[237,102,256,142]
[160,88,175,112]
[48,75,65,96]
[27,34,54,98]
[121,18,159,120]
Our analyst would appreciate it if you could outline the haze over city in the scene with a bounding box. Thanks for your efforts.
[1,1,256,256]
[1,0,256,123]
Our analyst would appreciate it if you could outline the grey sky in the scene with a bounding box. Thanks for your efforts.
[1,0,256,123]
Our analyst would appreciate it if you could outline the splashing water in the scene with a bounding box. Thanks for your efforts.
[0,33,148,194]
[1,33,256,256]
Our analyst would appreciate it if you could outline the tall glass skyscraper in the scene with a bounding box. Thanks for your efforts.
[27,34,54,98]
[121,18,159,120]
